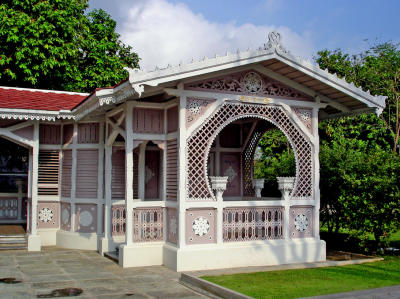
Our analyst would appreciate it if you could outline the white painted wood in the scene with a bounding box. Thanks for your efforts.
[97,121,105,235]
[31,121,39,235]
[280,103,315,144]
[70,123,78,232]
[177,94,187,249]
[124,102,134,245]
[312,107,321,240]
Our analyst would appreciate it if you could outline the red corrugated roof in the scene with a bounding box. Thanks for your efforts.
[0,87,88,111]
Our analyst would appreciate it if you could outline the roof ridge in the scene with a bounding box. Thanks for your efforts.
[0,86,89,96]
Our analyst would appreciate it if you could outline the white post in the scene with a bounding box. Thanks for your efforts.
[97,121,105,235]
[313,106,320,240]
[177,95,187,249]
[124,103,134,246]
[252,178,265,198]
[210,176,228,244]
[138,142,146,200]
[28,121,41,251]
[15,178,23,221]
[70,123,78,233]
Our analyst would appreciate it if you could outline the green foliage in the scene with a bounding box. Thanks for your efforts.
[254,128,295,197]
[0,0,139,92]
[316,42,400,249]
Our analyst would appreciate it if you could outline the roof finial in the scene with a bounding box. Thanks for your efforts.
[264,31,289,54]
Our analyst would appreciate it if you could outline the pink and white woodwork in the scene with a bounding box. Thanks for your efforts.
[0,31,386,271]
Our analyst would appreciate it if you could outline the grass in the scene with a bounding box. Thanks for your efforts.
[201,230,400,299]
[202,256,400,299]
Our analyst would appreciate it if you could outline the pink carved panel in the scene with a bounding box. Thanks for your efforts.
[220,152,241,196]
[186,98,216,128]
[289,206,314,238]
[145,150,160,199]
[112,147,125,199]
[185,70,312,101]
[76,149,98,198]
[112,205,126,236]
[0,198,18,219]
[12,125,33,140]
[166,139,178,201]
[186,209,216,245]
[77,123,99,144]
[39,124,61,144]
[223,207,284,242]
[167,106,178,133]
[61,150,72,197]
[37,202,59,229]
[133,207,164,242]
[60,202,71,231]
[63,124,74,144]
[75,204,97,233]
[133,108,164,134]
[166,208,178,244]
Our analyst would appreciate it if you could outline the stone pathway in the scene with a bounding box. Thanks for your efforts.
[301,285,400,299]
[0,247,208,298]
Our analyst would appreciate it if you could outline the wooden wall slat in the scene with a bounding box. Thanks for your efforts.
[166,139,178,200]
[76,149,98,198]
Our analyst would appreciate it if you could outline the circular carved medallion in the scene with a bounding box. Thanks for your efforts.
[79,210,93,227]
[38,207,54,223]
[243,72,263,93]
[62,208,70,225]
[294,214,309,232]
[192,217,210,236]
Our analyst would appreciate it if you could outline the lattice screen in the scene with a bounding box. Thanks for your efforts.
[38,150,59,195]
[186,102,313,200]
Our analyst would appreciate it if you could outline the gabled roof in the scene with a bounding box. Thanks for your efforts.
[0,31,387,121]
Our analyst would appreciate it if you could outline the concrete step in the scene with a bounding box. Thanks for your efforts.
[0,238,26,244]
[0,245,27,250]
[104,251,119,263]
[0,234,27,238]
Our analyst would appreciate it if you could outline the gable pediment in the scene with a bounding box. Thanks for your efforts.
[184,69,313,101]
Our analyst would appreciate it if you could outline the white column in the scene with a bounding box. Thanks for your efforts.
[70,123,78,232]
[97,121,105,235]
[124,103,134,245]
[104,144,112,240]
[277,177,295,240]
[312,106,320,240]
[177,95,187,249]
[28,121,41,251]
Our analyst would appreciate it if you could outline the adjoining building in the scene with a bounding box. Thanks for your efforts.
[0,32,385,271]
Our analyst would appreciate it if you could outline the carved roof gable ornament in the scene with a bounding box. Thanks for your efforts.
[264,31,289,54]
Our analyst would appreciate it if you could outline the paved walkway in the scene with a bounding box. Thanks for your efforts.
[0,247,208,298]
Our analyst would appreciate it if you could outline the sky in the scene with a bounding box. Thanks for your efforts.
[88,0,399,70]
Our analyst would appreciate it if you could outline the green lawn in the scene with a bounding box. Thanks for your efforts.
[202,256,400,299]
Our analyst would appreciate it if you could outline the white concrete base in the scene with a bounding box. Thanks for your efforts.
[27,234,41,251]
[119,243,164,268]
[171,238,326,272]
[38,229,57,246]
[56,230,99,250]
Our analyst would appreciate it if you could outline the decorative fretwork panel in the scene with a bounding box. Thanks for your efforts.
[186,98,216,128]
[293,107,313,134]
[185,70,312,101]
[223,207,284,242]
[0,198,18,219]
[133,207,164,242]
[60,202,71,231]
[111,205,126,236]
[187,102,313,200]
[242,123,269,196]
[290,206,313,238]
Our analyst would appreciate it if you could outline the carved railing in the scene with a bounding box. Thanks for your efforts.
[0,197,18,219]
[111,205,126,236]
[133,207,164,242]
[223,207,284,242]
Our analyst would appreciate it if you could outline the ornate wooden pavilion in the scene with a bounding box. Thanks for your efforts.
[0,32,385,271]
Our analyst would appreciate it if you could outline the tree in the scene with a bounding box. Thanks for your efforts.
[316,43,400,249]
[316,42,400,154]
[0,0,139,92]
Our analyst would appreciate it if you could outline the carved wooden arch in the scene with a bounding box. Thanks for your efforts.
[186,102,313,201]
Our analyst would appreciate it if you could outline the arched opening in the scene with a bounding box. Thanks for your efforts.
[0,137,29,228]
[206,117,296,200]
